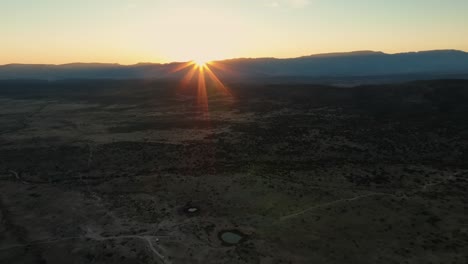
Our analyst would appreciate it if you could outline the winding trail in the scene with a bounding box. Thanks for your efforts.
[84,228,170,264]
[279,192,399,221]
[8,170,29,185]
[0,230,171,264]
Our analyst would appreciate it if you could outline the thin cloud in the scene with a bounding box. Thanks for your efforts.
[289,0,310,8]
[269,1,280,8]
[265,0,310,9]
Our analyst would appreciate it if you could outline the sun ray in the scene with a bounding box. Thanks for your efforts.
[206,61,238,77]
[170,59,235,120]
[197,65,209,118]
[204,65,231,96]
[170,61,195,73]
[179,64,197,89]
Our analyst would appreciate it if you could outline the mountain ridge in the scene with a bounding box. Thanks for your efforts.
[2,49,466,67]
[1,50,468,81]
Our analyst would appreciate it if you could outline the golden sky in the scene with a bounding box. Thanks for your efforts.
[1,0,468,64]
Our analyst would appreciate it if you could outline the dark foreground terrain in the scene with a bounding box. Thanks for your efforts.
[0,79,467,263]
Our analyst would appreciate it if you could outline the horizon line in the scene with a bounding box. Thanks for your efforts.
[1,49,467,67]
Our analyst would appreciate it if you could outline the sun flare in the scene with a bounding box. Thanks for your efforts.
[170,59,232,119]
[194,59,208,67]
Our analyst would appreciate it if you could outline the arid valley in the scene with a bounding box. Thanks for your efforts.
[1,79,467,263]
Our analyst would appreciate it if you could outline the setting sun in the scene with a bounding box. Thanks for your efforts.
[194,59,208,67]
[170,58,232,119]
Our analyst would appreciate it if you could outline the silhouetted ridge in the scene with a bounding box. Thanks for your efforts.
[1,50,467,80]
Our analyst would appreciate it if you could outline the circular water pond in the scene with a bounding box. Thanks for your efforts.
[218,230,247,246]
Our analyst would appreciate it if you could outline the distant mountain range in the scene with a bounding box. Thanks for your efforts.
[1,50,468,82]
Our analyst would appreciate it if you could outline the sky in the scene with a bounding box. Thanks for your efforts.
[1,0,468,64]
